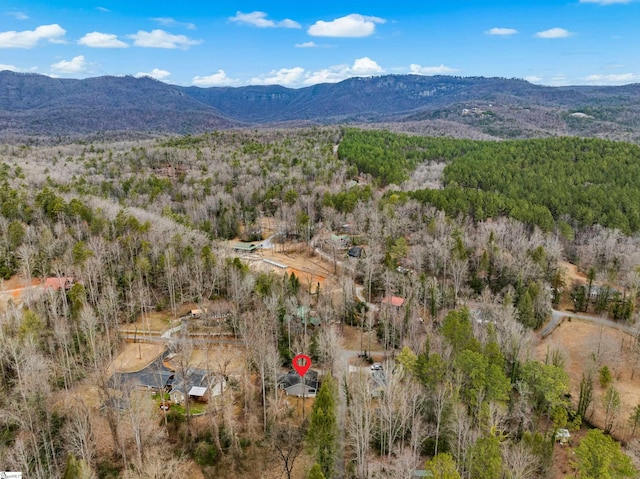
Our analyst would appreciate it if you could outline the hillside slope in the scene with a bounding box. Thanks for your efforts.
[0,72,237,135]
[2,71,640,138]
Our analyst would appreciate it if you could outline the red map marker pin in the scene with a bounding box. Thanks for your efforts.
[292,353,312,377]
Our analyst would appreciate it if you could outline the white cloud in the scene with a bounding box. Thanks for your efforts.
[237,57,461,88]
[8,11,29,20]
[308,14,385,37]
[78,32,128,48]
[128,29,201,49]
[585,73,637,84]
[351,57,384,75]
[152,17,196,30]
[580,0,633,4]
[192,70,240,87]
[534,28,573,39]
[295,41,318,48]
[279,19,301,29]
[409,64,458,75]
[51,55,89,74]
[251,67,306,86]
[0,24,66,48]
[524,75,543,83]
[485,27,518,36]
[96,7,110,13]
[135,68,171,80]
[229,11,301,29]
[303,57,384,85]
[0,64,19,71]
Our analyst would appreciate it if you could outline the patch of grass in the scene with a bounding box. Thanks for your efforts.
[171,402,206,416]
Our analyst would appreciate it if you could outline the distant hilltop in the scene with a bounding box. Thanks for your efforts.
[1,71,640,140]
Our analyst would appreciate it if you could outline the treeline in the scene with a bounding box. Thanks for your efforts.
[341,129,640,233]
[338,128,476,185]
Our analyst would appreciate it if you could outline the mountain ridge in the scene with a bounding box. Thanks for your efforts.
[1,70,640,139]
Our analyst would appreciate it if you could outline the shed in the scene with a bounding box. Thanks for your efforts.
[348,246,364,258]
[190,308,206,319]
[231,242,258,253]
[381,296,405,307]
[45,277,74,290]
[555,428,571,444]
[188,386,209,402]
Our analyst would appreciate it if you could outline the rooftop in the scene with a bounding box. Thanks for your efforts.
[381,296,405,307]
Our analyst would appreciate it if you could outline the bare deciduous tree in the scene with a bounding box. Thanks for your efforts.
[345,371,374,479]
[502,442,540,479]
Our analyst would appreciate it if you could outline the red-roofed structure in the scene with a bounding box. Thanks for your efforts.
[381,296,405,307]
[44,277,74,290]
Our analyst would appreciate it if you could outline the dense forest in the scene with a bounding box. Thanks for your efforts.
[1,127,640,478]
[339,129,640,233]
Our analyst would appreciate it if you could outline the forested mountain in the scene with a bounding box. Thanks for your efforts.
[2,70,640,140]
[0,72,237,135]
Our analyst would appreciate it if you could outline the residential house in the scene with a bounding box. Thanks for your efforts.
[169,367,209,404]
[169,368,226,404]
[277,369,319,398]
[109,359,174,394]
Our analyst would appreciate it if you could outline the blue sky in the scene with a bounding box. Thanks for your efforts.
[1,1,639,88]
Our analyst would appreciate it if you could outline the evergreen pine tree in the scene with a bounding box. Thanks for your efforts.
[307,373,337,478]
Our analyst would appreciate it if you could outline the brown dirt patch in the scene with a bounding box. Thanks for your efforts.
[286,393,316,419]
[342,324,384,353]
[128,310,173,333]
[535,317,640,440]
[0,275,43,308]
[559,260,586,284]
[260,244,341,293]
[109,342,167,374]
[557,261,586,310]
[188,345,247,376]
[287,267,326,290]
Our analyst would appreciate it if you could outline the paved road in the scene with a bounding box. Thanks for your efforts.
[541,309,637,337]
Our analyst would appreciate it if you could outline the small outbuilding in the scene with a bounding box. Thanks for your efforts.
[555,428,571,444]
[188,386,209,402]
[45,277,74,290]
[231,242,259,254]
[381,296,405,307]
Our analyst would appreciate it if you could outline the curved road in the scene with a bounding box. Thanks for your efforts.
[541,309,637,337]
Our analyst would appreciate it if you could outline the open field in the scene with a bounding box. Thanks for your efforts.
[535,316,639,439]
